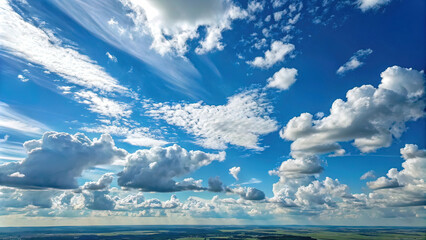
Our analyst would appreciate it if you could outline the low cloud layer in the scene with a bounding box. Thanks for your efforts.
[0,132,126,189]
[118,144,225,192]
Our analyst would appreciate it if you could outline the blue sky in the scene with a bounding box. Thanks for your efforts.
[0,0,425,226]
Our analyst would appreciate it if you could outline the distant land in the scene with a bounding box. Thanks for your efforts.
[0,225,424,240]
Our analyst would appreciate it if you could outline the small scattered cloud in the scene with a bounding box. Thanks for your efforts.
[266,67,298,91]
[229,166,241,181]
[106,52,118,62]
[247,41,295,69]
[337,49,373,75]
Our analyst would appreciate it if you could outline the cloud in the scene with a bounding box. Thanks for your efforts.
[208,176,226,192]
[0,132,127,189]
[229,166,241,180]
[280,66,425,156]
[337,49,373,75]
[146,89,278,150]
[266,67,298,91]
[232,187,265,200]
[83,190,116,210]
[269,154,323,178]
[0,102,49,136]
[105,52,117,62]
[273,10,286,21]
[117,144,225,192]
[74,91,132,119]
[360,170,376,180]
[367,144,426,207]
[0,1,128,94]
[293,177,352,208]
[357,0,391,11]
[81,125,168,148]
[120,0,248,56]
[367,177,401,190]
[247,41,295,69]
[82,173,114,191]
[0,187,54,209]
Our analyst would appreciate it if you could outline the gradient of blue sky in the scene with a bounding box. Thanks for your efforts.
[0,0,425,226]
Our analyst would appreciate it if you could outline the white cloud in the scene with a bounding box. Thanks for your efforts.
[117,144,225,192]
[367,177,401,190]
[281,66,425,156]
[229,166,241,181]
[0,102,49,136]
[146,89,278,150]
[74,90,132,119]
[272,0,285,8]
[266,67,298,91]
[0,1,128,94]
[357,0,391,11]
[105,52,118,62]
[120,0,248,56]
[82,173,114,191]
[17,74,29,82]
[367,144,426,207]
[273,10,286,21]
[337,49,373,75]
[360,170,376,180]
[247,41,295,69]
[0,132,127,189]
[81,124,168,148]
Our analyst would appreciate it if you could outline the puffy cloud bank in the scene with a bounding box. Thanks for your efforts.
[0,132,126,189]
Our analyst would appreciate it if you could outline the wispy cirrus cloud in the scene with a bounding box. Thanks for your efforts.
[0,102,49,136]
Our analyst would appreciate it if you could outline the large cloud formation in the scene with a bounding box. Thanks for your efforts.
[0,132,127,189]
[120,0,254,55]
[281,66,425,156]
[269,65,425,214]
[118,144,225,192]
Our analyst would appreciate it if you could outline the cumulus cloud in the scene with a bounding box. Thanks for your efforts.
[360,170,376,180]
[266,67,298,91]
[247,41,295,68]
[83,190,116,210]
[146,89,278,150]
[117,144,225,192]
[120,0,249,56]
[337,49,373,75]
[0,102,49,136]
[0,132,127,189]
[229,166,241,180]
[232,187,265,200]
[367,177,401,190]
[82,173,114,191]
[367,144,426,207]
[280,66,425,156]
[357,0,391,11]
[208,176,226,192]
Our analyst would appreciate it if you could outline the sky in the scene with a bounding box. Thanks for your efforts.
[0,0,425,227]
